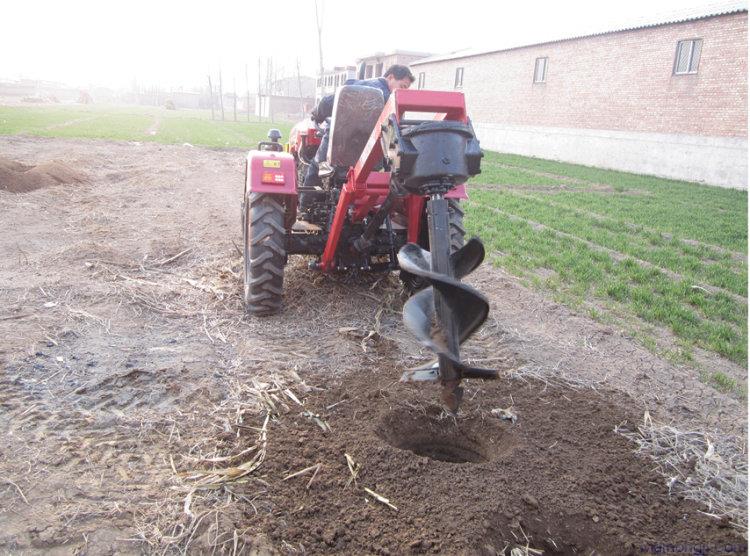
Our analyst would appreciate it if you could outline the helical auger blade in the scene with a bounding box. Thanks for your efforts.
[398,238,498,410]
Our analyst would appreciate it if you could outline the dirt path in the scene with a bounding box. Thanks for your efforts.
[44,116,99,131]
[0,136,746,554]
[145,115,162,137]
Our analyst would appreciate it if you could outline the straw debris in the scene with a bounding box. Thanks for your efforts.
[364,487,398,511]
[616,412,748,532]
[344,453,361,488]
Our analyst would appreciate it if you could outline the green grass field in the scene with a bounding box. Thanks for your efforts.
[0,104,292,148]
[468,152,747,375]
[1,104,746,378]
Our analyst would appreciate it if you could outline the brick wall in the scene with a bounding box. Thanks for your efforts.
[412,12,747,138]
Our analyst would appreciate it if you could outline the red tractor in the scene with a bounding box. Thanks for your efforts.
[241,87,496,411]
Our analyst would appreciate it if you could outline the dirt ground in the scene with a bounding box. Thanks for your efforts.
[0,135,746,555]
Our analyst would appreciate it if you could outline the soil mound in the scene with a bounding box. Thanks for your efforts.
[252,372,746,554]
[0,157,87,193]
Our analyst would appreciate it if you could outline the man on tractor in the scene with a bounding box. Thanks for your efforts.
[301,64,415,197]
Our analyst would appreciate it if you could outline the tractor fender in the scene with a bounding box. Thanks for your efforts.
[245,150,297,196]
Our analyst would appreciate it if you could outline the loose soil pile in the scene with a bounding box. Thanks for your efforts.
[0,136,745,555]
[0,156,87,193]
[228,370,745,555]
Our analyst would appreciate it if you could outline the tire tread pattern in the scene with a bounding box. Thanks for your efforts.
[244,193,286,315]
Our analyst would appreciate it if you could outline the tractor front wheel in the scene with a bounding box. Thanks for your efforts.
[243,193,286,315]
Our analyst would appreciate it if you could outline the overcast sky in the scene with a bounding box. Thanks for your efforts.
[0,0,740,91]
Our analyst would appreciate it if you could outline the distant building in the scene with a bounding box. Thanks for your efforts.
[357,50,431,78]
[317,65,357,99]
[0,79,80,103]
[168,91,201,110]
[270,76,316,99]
[254,76,316,121]
[316,50,431,101]
[254,94,312,121]
[411,3,747,188]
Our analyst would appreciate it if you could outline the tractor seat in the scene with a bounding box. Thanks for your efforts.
[327,85,385,172]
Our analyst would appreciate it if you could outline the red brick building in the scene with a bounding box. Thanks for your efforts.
[411,4,748,188]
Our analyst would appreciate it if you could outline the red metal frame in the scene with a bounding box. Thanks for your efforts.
[319,90,470,271]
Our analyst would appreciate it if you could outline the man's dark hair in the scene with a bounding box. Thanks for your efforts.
[384,64,415,82]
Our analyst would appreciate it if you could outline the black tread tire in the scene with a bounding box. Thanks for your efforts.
[400,198,465,292]
[447,198,466,253]
[243,193,286,315]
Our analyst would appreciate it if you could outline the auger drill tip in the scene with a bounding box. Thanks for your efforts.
[440,381,464,414]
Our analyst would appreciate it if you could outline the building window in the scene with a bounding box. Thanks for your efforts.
[674,39,702,74]
[366,64,373,78]
[375,62,383,76]
[454,67,464,89]
[533,57,548,83]
[417,72,425,90]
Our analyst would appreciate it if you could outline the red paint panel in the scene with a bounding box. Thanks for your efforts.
[406,195,426,243]
[246,150,297,195]
[306,128,321,146]
[446,183,469,199]
[393,89,467,123]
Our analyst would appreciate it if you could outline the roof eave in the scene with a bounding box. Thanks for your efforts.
[411,7,748,66]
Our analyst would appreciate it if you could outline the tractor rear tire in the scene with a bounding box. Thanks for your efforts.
[447,198,466,253]
[400,198,465,292]
[243,193,286,315]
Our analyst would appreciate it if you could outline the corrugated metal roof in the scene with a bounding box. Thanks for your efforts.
[412,1,747,66]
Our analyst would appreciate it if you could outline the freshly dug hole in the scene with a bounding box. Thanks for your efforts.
[255,373,746,554]
[377,407,510,463]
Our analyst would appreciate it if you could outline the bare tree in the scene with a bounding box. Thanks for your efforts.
[265,58,274,123]
[257,57,262,122]
[207,74,215,120]
[296,58,305,118]
[296,58,304,97]
[314,0,324,77]
[245,64,250,122]
[233,76,237,122]
[218,67,225,121]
